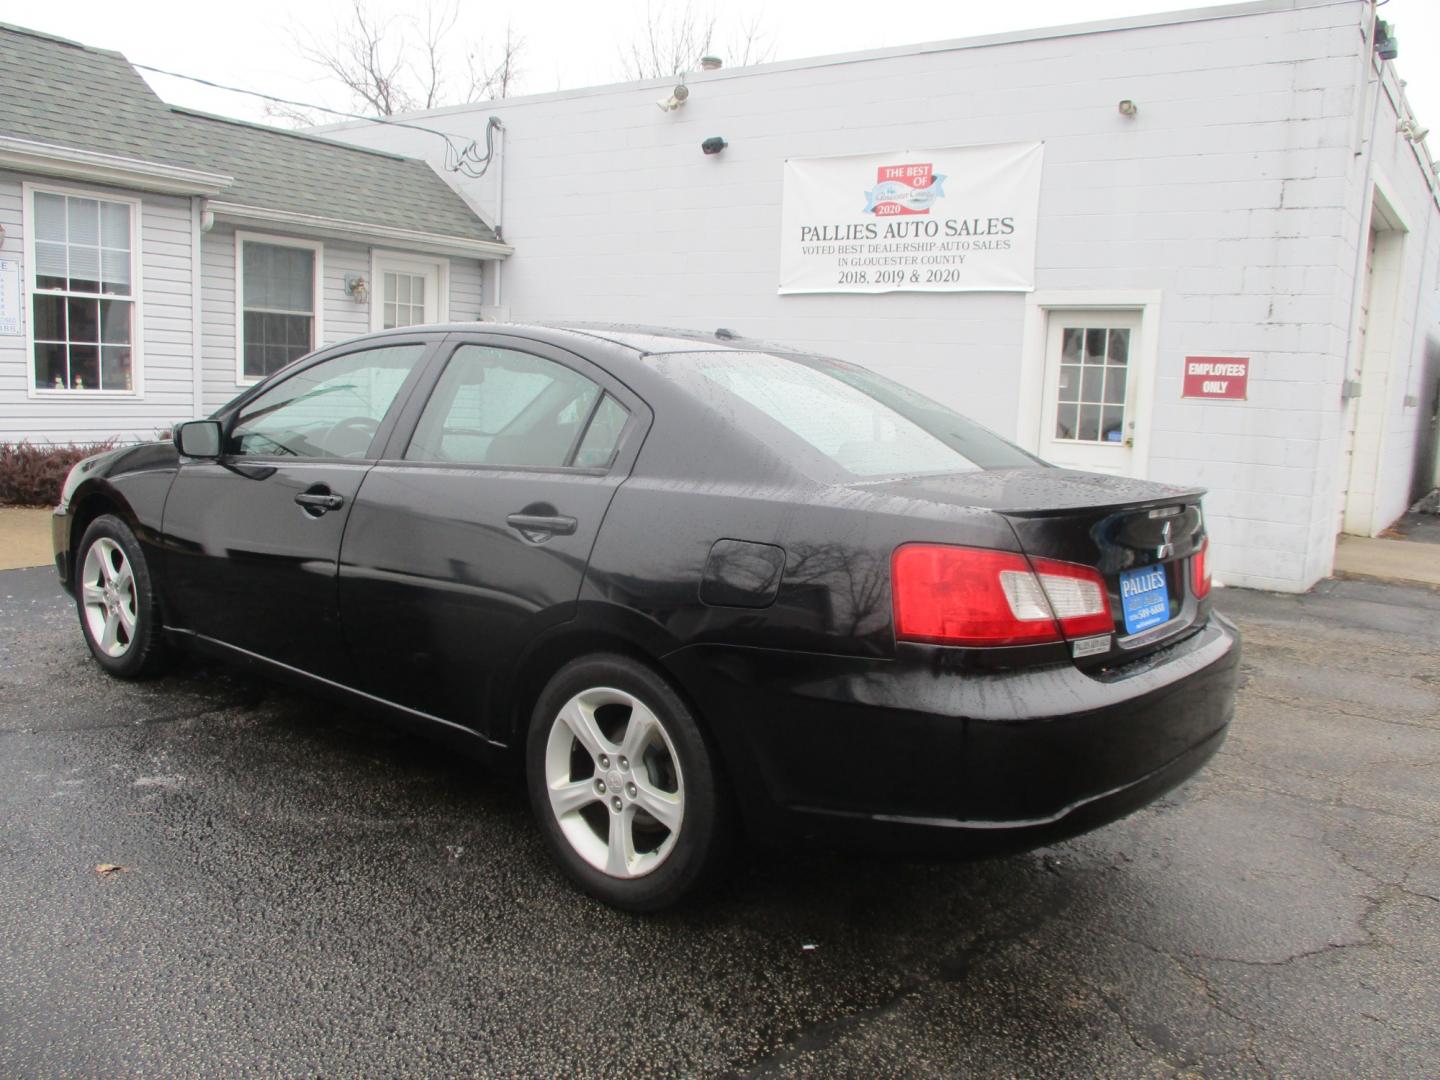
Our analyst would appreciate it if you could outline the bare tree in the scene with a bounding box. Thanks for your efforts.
[267,0,523,126]
[620,2,718,81]
[719,14,773,70]
[467,24,524,103]
[618,1,776,81]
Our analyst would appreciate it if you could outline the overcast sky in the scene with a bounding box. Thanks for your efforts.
[2,0,1435,136]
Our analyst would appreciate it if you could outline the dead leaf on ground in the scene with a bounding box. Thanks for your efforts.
[94,863,127,877]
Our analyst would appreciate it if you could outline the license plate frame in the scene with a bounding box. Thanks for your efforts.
[1119,564,1170,636]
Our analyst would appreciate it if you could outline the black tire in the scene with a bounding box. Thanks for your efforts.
[526,653,732,911]
[74,514,172,680]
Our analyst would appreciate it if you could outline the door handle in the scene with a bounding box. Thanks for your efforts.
[506,512,577,537]
[295,490,345,513]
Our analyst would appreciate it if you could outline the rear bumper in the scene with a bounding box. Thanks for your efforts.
[664,614,1239,856]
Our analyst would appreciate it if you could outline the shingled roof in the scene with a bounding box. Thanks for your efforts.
[0,22,499,246]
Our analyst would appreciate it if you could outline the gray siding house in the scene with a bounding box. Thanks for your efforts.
[0,23,510,444]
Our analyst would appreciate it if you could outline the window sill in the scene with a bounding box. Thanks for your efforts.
[28,388,144,401]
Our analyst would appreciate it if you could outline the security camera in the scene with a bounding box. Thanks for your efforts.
[701,136,727,155]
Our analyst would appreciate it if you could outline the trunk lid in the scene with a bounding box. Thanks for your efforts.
[868,467,1209,662]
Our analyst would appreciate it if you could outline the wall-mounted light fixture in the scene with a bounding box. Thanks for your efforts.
[657,82,690,112]
[344,273,369,303]
[1118,99,1138,117]
[1398,117,1430,143]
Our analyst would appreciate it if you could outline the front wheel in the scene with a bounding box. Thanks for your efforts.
[75,514,171,679]
[526,654,731,911]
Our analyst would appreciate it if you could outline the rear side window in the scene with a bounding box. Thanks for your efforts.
[406,344,602,468]
[680,352,1037,477]
[572,394,629,468]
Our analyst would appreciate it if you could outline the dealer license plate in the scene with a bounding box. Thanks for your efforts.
[1119,564,1170,635]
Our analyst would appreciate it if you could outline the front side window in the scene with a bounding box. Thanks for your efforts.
[228,344,424,458]
[240,239,317,381]
[31,190,136,391]
[405,345,605,468]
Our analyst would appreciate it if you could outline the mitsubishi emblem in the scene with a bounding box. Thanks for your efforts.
[1156,519,1175,559]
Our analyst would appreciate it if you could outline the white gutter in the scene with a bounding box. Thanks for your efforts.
[190,196,205,420]
[203,200,513,260]
[0,136,232,196]
[494,121,506,308]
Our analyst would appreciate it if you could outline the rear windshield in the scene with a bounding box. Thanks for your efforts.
[658,351,1040,478]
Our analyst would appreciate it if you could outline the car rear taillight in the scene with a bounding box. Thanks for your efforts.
[1191,537,1212,598]
[892,544,1112,647]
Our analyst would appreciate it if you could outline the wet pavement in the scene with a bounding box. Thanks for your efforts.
[2,567,1437,1078]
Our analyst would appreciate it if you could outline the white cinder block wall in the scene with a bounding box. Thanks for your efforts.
[0,174,200,444]
[327,0,1438,592]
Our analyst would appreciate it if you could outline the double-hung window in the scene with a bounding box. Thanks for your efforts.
[237,234,321,383]
[28,186,139,393]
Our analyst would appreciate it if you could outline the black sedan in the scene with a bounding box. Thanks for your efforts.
[53,324,1239,910]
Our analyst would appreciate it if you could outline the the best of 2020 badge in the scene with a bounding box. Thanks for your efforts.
[862,163,948,216]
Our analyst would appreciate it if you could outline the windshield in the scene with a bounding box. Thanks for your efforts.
[660,351,1041,478]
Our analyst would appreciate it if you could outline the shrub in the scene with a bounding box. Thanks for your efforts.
[0,440,119,507]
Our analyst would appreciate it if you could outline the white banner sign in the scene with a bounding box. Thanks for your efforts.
[0,258,21,336]
[779,142,1044,295]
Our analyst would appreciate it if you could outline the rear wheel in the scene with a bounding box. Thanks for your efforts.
[75,514,171,679]
[526,654,730,911]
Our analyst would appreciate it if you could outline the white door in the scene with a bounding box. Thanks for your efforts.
[372,256,443,331]
[1038,310,1143,475]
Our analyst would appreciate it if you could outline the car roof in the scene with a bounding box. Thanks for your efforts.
[357,321,808,360]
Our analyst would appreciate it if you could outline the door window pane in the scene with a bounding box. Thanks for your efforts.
[1052,323,1133,445]
[1055,402,1078,440]
[1061,327,1082,363]
[229,344,424,458]
[406,345,601,468]
[1057,364,1080,403]
[382,270,429,329]
[1107,328,1130,365]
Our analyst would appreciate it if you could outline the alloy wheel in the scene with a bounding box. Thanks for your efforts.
[81,537,137,658]
[543,686,685,878]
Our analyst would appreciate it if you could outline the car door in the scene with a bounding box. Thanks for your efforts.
[338,333,648,736]
[161,337,436,681]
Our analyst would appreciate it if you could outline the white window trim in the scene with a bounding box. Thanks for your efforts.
[234,230,324,386]
[368,249,449,332]
[23,180,145,400]
[1016,289,1162,479]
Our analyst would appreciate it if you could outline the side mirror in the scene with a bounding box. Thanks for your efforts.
[174,419,223,459]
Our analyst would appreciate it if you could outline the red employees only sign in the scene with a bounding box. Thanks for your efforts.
[1182,356,1249,400]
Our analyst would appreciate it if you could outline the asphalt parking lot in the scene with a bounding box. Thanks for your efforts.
[2,566,1437,1079]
